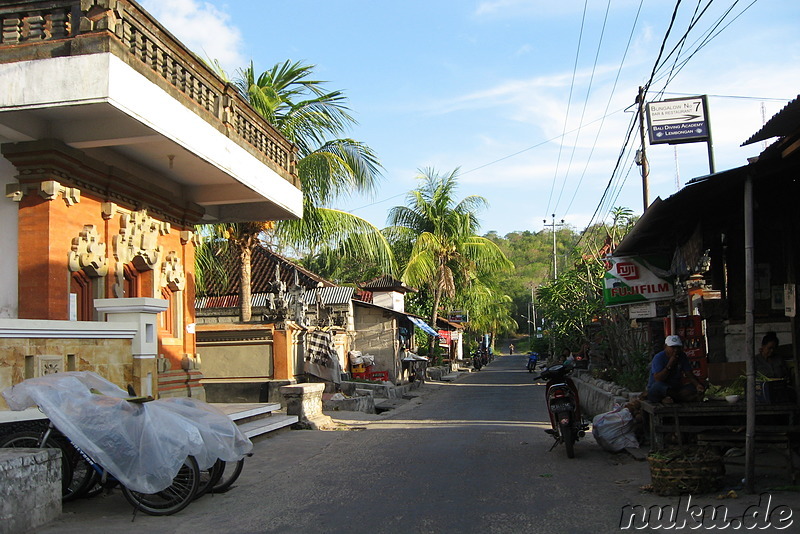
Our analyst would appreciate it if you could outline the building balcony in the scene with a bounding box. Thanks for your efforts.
[0,0,302,222]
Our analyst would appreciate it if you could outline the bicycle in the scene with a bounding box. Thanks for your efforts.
[1,420,200,516]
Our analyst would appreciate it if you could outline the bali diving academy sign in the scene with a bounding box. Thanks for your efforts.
[646,96,709,145]
[603,256,674,307]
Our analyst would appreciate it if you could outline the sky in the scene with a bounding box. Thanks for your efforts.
[140,0,800,238]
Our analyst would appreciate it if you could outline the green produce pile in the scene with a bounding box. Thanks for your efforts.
[704,372,772,398]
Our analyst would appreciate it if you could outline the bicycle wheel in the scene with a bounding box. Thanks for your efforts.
[1,431,73,497]
[194,459,224,500]
[211,457,245,493]
[52,436,96,501]
[122,456,199,516]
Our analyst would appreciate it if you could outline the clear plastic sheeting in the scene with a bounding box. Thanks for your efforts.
[1,372,253,494]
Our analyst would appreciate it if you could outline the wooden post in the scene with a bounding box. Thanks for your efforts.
[744,175,756,493]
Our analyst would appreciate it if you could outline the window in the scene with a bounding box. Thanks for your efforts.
[159,286,183,339]
[70,270,96,321]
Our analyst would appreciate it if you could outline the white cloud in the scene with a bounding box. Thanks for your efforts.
[138,0,245,72]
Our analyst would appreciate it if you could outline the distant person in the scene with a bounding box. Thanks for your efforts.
[755,331,789,379]
[646,335,705,403]
[509,344,515,355]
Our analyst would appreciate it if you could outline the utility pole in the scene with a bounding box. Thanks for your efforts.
[543,214,566,279]
[636,86,650,212]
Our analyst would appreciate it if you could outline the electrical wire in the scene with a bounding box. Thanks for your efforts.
[563,0,645,216]
[544,0,589,219]
[552,0,613,217]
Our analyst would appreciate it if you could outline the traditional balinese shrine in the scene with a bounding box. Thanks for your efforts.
[0,0,302,411]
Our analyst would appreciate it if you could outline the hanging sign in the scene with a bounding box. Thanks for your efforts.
[646,96,709,145]
[604,255,674,307]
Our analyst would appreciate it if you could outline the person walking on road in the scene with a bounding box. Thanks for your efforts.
[509,344,515,355]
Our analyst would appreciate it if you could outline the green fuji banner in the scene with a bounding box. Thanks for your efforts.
[603,255,674,307]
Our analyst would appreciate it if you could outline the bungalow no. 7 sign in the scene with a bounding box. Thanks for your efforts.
[646,95,710,145]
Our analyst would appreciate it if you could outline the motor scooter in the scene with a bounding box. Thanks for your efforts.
[472,351,483,371]
[535,360,588,458]
[526,351,538,373]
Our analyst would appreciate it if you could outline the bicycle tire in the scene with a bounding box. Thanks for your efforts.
[194,459,224,500]
[121,456,199,516]
[1,431,74,497]
[211,457,245,493]
[52,436,96,501]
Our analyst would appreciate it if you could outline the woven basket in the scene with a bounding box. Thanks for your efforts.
[648,447,724,496]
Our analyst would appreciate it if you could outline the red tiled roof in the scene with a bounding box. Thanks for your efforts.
[197,246,335,297]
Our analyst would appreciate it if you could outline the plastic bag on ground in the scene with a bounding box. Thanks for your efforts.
[2,371,252,493]
[591,405,639,452]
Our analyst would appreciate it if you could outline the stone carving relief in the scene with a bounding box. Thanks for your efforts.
[112,209,169,297]
[36,355,64,376]
[5,180,80,206]
[68,225,109,277]
[260,265,310,326]
[161,251,186,292]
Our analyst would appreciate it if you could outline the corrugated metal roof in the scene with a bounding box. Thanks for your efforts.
[742,95,800,146]
[316,286,355,305]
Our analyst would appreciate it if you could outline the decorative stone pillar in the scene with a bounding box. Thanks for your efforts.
[94,298,168,398]
[280,383,334,430]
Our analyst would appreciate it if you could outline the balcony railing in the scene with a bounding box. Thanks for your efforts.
[0,0,298,187]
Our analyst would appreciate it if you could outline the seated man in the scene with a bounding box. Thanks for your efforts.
[647,335,706,403]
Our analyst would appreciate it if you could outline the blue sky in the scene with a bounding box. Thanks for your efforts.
[141,0,800,237]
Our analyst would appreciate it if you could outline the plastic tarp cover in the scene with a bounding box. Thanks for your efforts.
[1,372,253,493]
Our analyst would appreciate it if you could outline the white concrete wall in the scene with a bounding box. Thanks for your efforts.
[0,156,18,318]
[0,53,302,218]
[724,321,792,362]
[372,291,404,312]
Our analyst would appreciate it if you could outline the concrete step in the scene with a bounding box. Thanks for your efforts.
[237,414,298,438]
[211,402,298,439]
[215,403,282,424]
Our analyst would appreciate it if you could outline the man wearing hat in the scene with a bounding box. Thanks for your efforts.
[646,335,706,403]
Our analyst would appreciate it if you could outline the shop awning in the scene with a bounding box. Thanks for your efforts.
[408,316,440,337]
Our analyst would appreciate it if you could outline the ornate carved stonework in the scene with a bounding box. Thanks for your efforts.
[37,355,64,376]
[68,225,109,277]
[4,179,80,206]
[161,251,186,292]
[112,209,168,297]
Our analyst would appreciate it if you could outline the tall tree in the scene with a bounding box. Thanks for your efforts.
[197,60,394,319]
[387,168,514,352]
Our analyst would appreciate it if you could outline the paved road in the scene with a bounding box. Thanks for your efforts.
[39,355,800,533]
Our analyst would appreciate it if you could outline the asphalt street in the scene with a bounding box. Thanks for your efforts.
[36,355,800,533]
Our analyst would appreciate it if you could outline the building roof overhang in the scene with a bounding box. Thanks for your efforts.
[0,2,302,223]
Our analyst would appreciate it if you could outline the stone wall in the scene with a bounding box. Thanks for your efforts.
[0,336,132,410]
[0,448,61,534]
[571,370,638,418]
[352,306,399,383]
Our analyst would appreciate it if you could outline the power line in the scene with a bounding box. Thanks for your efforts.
[544,0,589,218]
[553,0,613,217]
[563,0,645,217]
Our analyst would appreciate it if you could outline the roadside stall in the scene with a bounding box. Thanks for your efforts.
[608,95,800,493]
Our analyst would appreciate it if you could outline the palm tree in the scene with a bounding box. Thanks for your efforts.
[387,168,514,352]
[197,60,394,320]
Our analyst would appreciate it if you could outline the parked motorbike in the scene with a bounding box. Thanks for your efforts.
[526,352,538,373]
[472,352,483,371]
[535,360,587,458]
